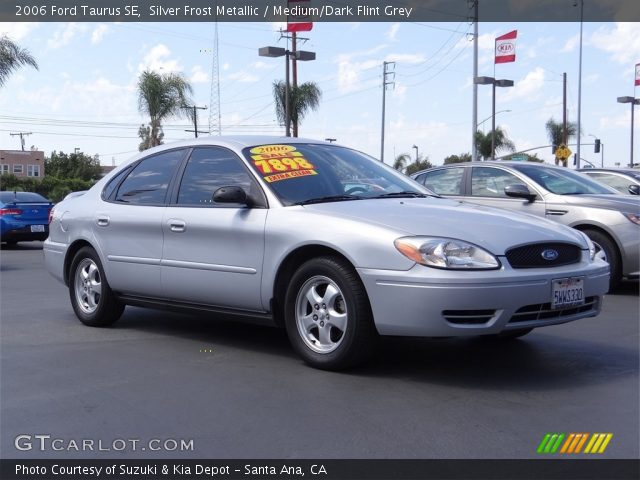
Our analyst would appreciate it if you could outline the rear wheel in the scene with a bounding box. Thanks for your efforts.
[69,247,124,327]
[583,228,620,290]
[284,256,378,370]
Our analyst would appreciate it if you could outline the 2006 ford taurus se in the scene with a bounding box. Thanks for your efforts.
[44,137,610,370]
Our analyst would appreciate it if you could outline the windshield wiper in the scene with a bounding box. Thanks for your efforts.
[371,191,430,199]
[294,195,364,205]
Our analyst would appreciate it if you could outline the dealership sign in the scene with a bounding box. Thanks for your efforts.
[495,30,517,64]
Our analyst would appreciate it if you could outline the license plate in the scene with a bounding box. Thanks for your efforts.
[552,277,585,309]
[30,224,45,233]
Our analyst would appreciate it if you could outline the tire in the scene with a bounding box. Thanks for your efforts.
[284,256,379,370]
[68,246,124,327]
[583,228,621,291]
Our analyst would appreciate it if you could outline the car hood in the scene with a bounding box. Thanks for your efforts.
[303,197,587,255]
[554,194,640,212]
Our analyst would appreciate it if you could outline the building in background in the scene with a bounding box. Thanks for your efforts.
[0,150,45,179]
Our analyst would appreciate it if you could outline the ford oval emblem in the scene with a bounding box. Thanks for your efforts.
[541,249,559,261]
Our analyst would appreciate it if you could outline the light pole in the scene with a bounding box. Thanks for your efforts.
[412,145,419,163]
[617,96,639,168]
[477,109,511,132]
[475,76,514,159]
[259,46,316,137]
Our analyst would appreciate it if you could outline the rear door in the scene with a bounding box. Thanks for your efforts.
[161,146,267,311]
[95,148,186,297]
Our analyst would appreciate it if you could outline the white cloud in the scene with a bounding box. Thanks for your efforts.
[190,65,208,83]
[562,34,580,53]
[599,111,630,130]
[138,44,182,73]
[91,24,110,44]
[0,22,40,41]
[591,23,640,64]
[502,67,546,103]
[385,53,425,64]
[386,23,400,42]
[227,71,259,83]
[48,23,88,49]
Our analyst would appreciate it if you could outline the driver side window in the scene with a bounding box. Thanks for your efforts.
[471,167,522,197]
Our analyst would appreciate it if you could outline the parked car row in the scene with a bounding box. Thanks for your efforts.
[412,162,639,289]
[578,168,640,195]
[44,137,612,370]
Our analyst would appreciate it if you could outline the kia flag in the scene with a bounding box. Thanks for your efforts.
[635,62,640,86]
[495,30,517,64]
[287,0,313,32]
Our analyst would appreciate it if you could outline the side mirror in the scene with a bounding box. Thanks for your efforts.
[213,186,248,205]
[504,183,537,203]
[628,184,640,195]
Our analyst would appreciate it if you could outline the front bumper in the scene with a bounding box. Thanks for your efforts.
[358,257,610,337]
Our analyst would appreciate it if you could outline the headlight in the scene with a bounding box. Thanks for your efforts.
[578,231,596,261]
[394,236,500,270]
[622,212,640,225]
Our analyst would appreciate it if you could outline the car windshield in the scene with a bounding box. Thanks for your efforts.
[242,143,429,205]
[512,164,618,195]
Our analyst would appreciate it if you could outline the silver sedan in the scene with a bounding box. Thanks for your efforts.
[44,137,609,370]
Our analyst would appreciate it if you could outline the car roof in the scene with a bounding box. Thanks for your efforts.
[579,168,638,174]
[411,161,563,177]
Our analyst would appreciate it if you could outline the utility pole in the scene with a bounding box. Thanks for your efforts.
[279,30,309,137]
[562,72,568,146]
[470,0,479,161]
[576,0,584,168]
[380,61,395,163]
[10,132,32,151]
[184,105,208,138]
[208,14,222,136]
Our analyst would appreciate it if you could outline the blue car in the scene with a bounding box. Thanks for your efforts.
[0,191,53,245]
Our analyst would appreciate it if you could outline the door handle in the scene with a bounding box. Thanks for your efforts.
[96,216,110,227]
[169,220,186,233]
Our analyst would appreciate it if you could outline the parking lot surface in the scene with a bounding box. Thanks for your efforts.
[1,243,638,459]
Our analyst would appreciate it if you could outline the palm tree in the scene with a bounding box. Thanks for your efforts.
[545,118,577,151]
[405,156,433,176]
[137,70,193,151]
[0,35,38,87]
[273,80,321,137]
[392,153,411,172]
[475,128,515,160]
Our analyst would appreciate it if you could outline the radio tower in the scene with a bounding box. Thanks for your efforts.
[208,19,221,135]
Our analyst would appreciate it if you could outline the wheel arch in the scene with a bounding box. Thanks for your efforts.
[572,223,622,261]
[63,239,96,286]
[271,245,356,328]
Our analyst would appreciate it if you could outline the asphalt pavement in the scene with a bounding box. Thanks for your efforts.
[1,242,638,459]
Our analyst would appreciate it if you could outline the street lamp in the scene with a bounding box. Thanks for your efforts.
[475,76,514,160]
[617,96,640,168]
[477,109,511,131]
[259,46,316,137]
[412,145,419,162]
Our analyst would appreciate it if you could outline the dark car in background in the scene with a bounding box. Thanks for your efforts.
[0,191,53,246]
[579,168,640,195]
[412,162,640,288]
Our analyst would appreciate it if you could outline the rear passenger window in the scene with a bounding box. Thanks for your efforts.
[419,168,464,195]
[176,147,256,206]
[115,150,184,205]
[102,166,133,201]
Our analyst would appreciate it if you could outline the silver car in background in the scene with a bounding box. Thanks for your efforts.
[413,162,639,288]
[45,138,609,370]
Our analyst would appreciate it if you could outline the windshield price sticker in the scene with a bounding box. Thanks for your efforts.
[249,144,317,180]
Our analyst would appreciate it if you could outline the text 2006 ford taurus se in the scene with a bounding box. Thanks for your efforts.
[44,137,610,370]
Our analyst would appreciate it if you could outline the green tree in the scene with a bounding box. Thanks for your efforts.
[273,80,322,137]
[475,128,515,160]
[392,153,411,172]
[137,70,193,151]
[405,156,433,176]
[545,118,578,152]
[45,151,102,181]
[443,153,472,164]
[0,35,38,87]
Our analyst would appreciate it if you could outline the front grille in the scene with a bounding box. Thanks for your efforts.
[443,309,497,325]
[506,242,581,269]
[509,296,598,323]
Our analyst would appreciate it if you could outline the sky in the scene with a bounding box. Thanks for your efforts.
[1,20,639,168]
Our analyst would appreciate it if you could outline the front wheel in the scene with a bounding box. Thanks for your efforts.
[284,256,378,370]
[69,247,124,327]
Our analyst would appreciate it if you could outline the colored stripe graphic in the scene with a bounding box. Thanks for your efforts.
[539,433,613,454]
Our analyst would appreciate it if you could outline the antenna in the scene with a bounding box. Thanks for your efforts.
[208,10,222,135]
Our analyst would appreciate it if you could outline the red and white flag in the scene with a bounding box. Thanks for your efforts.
[287,0,313,32]
[495,30,517,64]
[635,62,640,86]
